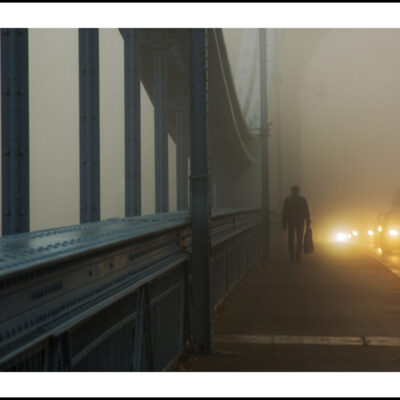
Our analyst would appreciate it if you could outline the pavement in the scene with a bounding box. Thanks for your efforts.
[172,240,400,372]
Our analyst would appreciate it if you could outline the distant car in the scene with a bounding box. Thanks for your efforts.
[374,210,400,255]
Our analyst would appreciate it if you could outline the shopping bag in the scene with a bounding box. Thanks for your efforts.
[303,227,314,254]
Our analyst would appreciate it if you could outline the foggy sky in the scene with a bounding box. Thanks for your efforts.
[292,29,400,237]
[2,28,400,240]
[226,28,400,239]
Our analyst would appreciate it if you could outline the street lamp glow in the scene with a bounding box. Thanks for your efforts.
[368,230,374,236]
[352,231,359,236]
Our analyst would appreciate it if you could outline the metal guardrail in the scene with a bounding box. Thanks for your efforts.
[0,209,280,371]
[210,209,281,308]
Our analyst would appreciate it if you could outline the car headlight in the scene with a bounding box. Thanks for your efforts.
[336,232,347,242]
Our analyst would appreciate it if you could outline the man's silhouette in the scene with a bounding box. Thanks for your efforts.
[282,185,311,263]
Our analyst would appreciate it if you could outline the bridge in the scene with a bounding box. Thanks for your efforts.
[1,26,400,382]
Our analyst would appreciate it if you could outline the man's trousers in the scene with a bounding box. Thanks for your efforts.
[288,222,305,261]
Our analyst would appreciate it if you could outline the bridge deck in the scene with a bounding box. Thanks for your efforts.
[175,242,400,371]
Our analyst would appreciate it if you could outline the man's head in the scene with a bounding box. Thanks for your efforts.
[291,185,300,196]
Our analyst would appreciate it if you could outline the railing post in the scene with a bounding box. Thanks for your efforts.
[154,48,169,213]
[124,28,141,217]
[176,110,189,210]
[1,28,30,235]
[259,28,270,258]
[189,28,212,354]
[79,28,100,223]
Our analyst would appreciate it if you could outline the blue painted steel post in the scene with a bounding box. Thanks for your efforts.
[79,29,100,223]
[259,28,270,257]
[124,29,141,216]
[1,29,30,235]
[154,49,169,213]
[189,29,212,354]
[176,110,189,210]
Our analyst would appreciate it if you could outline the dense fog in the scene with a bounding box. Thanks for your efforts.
[226,28,400,240]
[2,28,400,241]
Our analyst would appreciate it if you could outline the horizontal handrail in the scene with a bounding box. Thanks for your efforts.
[0,208,281,370]
[0,211,190,279]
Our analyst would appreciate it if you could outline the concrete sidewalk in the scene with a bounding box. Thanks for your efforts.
[173,241,400,371]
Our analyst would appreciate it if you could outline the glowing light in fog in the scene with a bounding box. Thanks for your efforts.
[368,230,374,236]
[378,226,382,232]
[378,248,383,255]
[352,231,359,236]
[347,233,352,238]
[389,229,398,237]
[336,233,347,242]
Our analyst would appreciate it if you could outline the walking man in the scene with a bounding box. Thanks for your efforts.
[282,185,311,263]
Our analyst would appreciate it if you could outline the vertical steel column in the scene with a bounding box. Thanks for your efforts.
[189,29,212,354]
[176,110,189,210]
[154,49,169,213]
[124,29,141,216]
[1,29,30,235]
[79,28,100,223]
[259,28,270,258]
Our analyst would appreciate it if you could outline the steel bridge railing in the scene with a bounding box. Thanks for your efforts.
[0,208,280,371]
[0,27,278,372]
